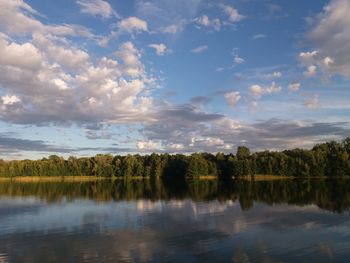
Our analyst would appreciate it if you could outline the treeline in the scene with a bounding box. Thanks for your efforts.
[0,138,349,178]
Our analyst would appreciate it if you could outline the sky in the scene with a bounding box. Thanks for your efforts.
[0,0,350,159]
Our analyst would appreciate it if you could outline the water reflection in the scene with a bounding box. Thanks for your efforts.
[0,179,349,262]
[0,178,350,213]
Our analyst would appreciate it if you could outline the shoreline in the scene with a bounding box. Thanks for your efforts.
[0,175,348,183]
[0,176,154,182]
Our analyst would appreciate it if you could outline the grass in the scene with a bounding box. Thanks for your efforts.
[238,174,295,181]
[0,176,151,182]
[0,176,110,182]
[236,174,350,181]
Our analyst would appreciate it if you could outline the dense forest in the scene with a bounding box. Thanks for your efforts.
[0,138,349,178]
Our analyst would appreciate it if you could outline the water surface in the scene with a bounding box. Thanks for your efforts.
[0,179,349,262]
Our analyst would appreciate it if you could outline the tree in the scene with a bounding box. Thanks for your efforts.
[236,146,251,159]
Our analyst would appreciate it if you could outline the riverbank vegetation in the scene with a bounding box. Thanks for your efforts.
[0,138,349,178]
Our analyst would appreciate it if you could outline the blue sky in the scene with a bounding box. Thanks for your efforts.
[0,0,350,159]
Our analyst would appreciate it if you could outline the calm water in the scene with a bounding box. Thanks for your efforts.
[0,179,349,262]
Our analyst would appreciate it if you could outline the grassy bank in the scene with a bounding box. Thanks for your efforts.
[0,176,110,182]
[0,176,155,182]
[238,174,295,181]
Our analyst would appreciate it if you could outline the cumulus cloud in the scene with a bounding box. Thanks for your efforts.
[266,82,282,94]
[299,52,318,79]
[224,91,241,107]
[137,141,159,150]
[0,32,154,126]
[194,15,221,31]
[118,17,148,33]
[32,33,90,71]
[0,0,347,157]
[191,45,208,54]
[76,0,117,19]
[0,0,93,37]
[221,4,244,23]
[302,0,350,78]
[299,50,319,62]
[289,82,301,92]
[249,85,264,99]
[99,16,149,46]
[1,95,21,106]
[264,71,282,79]
[148,43,167,56]
[0,35,43,70]
[169,143,184,150]
[303,65,317,77]
[248,82,282,107]
[115,41,144,77]
[233,55,245,65]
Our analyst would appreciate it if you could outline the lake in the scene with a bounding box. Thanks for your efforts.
[0,178,349,262]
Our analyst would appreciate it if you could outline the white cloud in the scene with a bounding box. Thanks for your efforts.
[32,33,90,71]
[304,0,350,78]
[0,0,45,35]
[194,15,221,31]
[100,16,149,46]
[0,0,93,37]
[221,4,244,22]
[289,82,301,92]
[53,78,69,90]
[224,91,241,107]
[198,137,225,147]
[135,0,201,35]
[161,24,179,34]
[248,82,282,105]
[303,94,320,109]
[137,141,159,150]
[118,17,148,33]
[1,0,347,156]
[0,35,43,70]
[249,84,264,99]
[234,55,245,64]
[169,143,184,150]
[195,15,210,26]
[115,42,144,77]
[148,43,167,56]
[191,45,208,54]
[303,65,317,77]
[1,95,20,105]
[252,34,266,40]
[76,0,117,19]
[264,71,282,79]
[299,50,319,62]
[323,56,334,67]
[266,81,282,94]
[0,34,154,126]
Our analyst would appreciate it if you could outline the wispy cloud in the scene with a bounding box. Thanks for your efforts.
[191,45,208,53]
[76,0,118,19]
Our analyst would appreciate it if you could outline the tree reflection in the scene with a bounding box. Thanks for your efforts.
[0,178,349,213]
